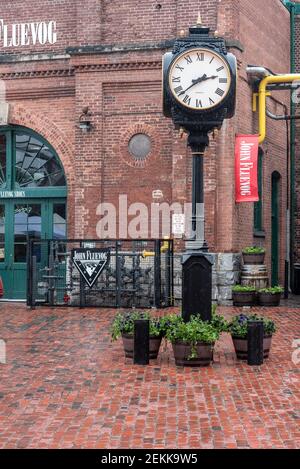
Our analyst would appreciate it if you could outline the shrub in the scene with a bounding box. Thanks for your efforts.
[228,313,276,338]
[232,284,256,292]
[111,311,165,341]
[258,286,283,294]
[242,246,265,254]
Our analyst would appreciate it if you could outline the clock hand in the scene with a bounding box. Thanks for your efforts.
[178,74,218,96]
[192,75,218,83]
[178,74,207,96]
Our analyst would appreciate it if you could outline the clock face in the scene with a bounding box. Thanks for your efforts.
[168,48,231,111]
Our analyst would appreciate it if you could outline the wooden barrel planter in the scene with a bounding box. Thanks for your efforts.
[242,252,265,265]
[241,264,269,291]
[172,342,213,366]
[232,290,256,306]
[257,292,281,306]
[232,335,273,360]
[122,333,162,359]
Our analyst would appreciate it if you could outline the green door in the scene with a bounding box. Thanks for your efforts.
[0,127,67,300]
[0,199,67,299]
[271,172,280,287]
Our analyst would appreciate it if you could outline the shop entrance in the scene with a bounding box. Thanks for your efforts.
[0,127,67,300]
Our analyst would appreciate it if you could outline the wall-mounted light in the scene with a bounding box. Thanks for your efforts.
[79,106,92,132]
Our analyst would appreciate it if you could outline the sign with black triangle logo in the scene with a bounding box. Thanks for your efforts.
[72,248,110,288]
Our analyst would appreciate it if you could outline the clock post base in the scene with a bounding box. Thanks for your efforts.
[182,131,212,321]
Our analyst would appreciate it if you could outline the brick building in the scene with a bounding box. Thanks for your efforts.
[0,0,294,301]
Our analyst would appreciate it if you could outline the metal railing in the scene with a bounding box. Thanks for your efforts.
[27,239,174,308]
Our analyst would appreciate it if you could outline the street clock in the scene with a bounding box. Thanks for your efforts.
[163,23,237,133]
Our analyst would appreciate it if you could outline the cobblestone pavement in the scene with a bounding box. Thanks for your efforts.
[0,303,299,449]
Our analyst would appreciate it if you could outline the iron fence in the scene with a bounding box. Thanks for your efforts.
[27,239,174,308]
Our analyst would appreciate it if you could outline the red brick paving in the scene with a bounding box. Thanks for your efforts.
[0,303,299,449]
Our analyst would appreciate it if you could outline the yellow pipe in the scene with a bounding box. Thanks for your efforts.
[258,74,300,143]
[142,238,170,258]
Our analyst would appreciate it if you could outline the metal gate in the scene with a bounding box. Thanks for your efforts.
[27,239,174,308]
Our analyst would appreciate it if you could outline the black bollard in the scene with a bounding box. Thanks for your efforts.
[134,320,149,365]
[247,320,264,366]
[182,253,212,322]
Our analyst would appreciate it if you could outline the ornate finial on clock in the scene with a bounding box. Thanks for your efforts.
[189,12,210,36]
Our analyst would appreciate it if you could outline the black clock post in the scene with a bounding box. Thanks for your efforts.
[163,19,236,322]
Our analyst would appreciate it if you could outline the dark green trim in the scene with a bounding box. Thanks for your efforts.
[254,149,263,232]
[271,172,280,286]
[253,230,266,238]
[283,1,300,14]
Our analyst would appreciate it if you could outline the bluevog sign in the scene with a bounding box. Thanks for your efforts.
[0,19,57,48]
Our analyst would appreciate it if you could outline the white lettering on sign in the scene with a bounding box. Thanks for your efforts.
[0,19,57,48]
[0,190,26,198]
[239,141,254,196]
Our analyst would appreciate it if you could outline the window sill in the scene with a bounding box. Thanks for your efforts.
[253,230,266,238]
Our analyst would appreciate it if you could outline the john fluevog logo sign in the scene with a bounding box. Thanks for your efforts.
[72,248,110,288]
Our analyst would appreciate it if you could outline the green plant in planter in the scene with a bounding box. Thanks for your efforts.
[228,313,276,338]
[258,286,283,294]
[165,314,222,359]
[210,310,229,333]
[242,246,265,254]
[111,311,165,341]
[232,284,256,292]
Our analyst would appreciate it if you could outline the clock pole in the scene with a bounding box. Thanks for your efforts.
[162,15,236,323]
[185,132,209,252]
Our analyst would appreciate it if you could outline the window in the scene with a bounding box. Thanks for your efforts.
[0,135,6,188]
[15,132,66,188]
[254,148,264,234]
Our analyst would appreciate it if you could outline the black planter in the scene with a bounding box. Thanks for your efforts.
[122,333,162,359]
[232,335,272,359]
[232,290,256,306]
[172,341,214,366]
[257,292,281,306]
[242,252,265,265]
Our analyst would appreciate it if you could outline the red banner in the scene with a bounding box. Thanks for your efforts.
[235,134,259,203]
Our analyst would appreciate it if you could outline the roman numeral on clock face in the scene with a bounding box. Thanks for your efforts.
[219,78,228,83]
[195,99,202,108]
[209,97,215,105]
[184,55,193,64]
[216,66,224,72]
[174,85,183,94]
[183,95,191,105]
[172,76,181,82]
[175,64,184,72]
[196,52,204,61]
[215,88,225,97]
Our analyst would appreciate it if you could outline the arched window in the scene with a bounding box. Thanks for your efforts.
[0,127,66,190]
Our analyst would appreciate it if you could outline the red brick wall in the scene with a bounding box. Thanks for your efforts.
[293,15,300,264]
[0,0,291,285]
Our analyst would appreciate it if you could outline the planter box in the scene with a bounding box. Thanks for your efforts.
[121,333,162,359]
[257,292,281,306]
[172,341,213,366]
[242,252,265,265]
[232,290,256,306]
[232,335,272,360]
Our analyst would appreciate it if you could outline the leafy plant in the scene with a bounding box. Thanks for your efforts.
[165,314,221,359]
[111,311,166,341]
[228,313,276,338]
[242,246,265,254]
[210,310,229,333]
[232,284,256,292]
[258,286,283,294]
